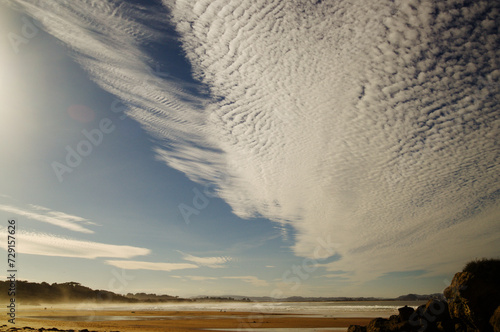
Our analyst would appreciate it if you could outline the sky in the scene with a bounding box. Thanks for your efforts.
[0,0,499,298]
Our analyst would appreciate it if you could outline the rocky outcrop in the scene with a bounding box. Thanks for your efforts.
[348,259,500,332]
[348,325,367,332]
[398,305,415,322]
[349,299,463,332]
[0,326,98,332]
[347,307,422,332]
[490,307,500,332]
[444,259,500,332]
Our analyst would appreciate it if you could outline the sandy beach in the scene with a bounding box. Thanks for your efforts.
[3,308,373,331]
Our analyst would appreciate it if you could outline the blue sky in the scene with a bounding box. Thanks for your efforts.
[0,0,499,298]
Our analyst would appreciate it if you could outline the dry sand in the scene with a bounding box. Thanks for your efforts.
[2,308,373,331]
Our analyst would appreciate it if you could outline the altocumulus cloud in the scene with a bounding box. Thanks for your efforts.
[9,0,500,283]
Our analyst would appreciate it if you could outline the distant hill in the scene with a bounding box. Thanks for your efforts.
[208,294,443,302]
[0,281,137,304]
[0,280,444,304]
[191,295,252,302]
[0,281,244,304]
[395,293,445,301]
[125,292,191,302]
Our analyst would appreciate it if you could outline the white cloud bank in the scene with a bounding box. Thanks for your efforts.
[9,0,500,284]
[0,230,150,259]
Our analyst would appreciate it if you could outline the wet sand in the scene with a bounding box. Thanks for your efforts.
[3,308,373,331]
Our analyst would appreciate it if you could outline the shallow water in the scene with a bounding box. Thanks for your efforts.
[25,314,314,322]
[24,315,166,321]
[84,300,426,318]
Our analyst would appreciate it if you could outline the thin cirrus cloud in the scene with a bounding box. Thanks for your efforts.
[10,0,500,285]
[0,231,151,259]
[184,276,217,281]
[177,251,232,268]
[222,276,269,287]
[172,275,269,287]
[105,260,198,272]
[0,204,95,233]
[104,252,232,272]
[29,204,98,226]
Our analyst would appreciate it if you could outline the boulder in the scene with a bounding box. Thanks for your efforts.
[387,314,412,331]
[405,300,453,332]
[425,299,452,322]
[348,325,367,332]
[367,317,389,332]
[399,305,415,321]
[444,259,500,332]
[351,304,447,332]
[491,306,500,332]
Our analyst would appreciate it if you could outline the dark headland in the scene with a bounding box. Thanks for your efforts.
[349,258,500,332]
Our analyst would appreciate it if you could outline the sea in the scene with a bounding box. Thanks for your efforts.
[104,300,426,317]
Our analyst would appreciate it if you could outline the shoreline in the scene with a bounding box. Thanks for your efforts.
[3,308,374,331]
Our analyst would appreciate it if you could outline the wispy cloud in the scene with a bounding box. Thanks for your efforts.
[29,204,98,226]
[0,231,150,259]
[178,251,232,268]
[318,274,349,281]
[0,204,95,233]
[314,270,349,278]
[11,0,500,286]
[223,276,269,287]
[106,260,198,272]
[184,275,217,281]
[29,204,50,211]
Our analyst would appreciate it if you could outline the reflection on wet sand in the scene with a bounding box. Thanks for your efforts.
[6,308,373,332]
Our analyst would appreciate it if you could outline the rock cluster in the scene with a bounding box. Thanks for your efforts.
[349,259,500,332]
[444,259,500,332]
[0,326,99,332]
